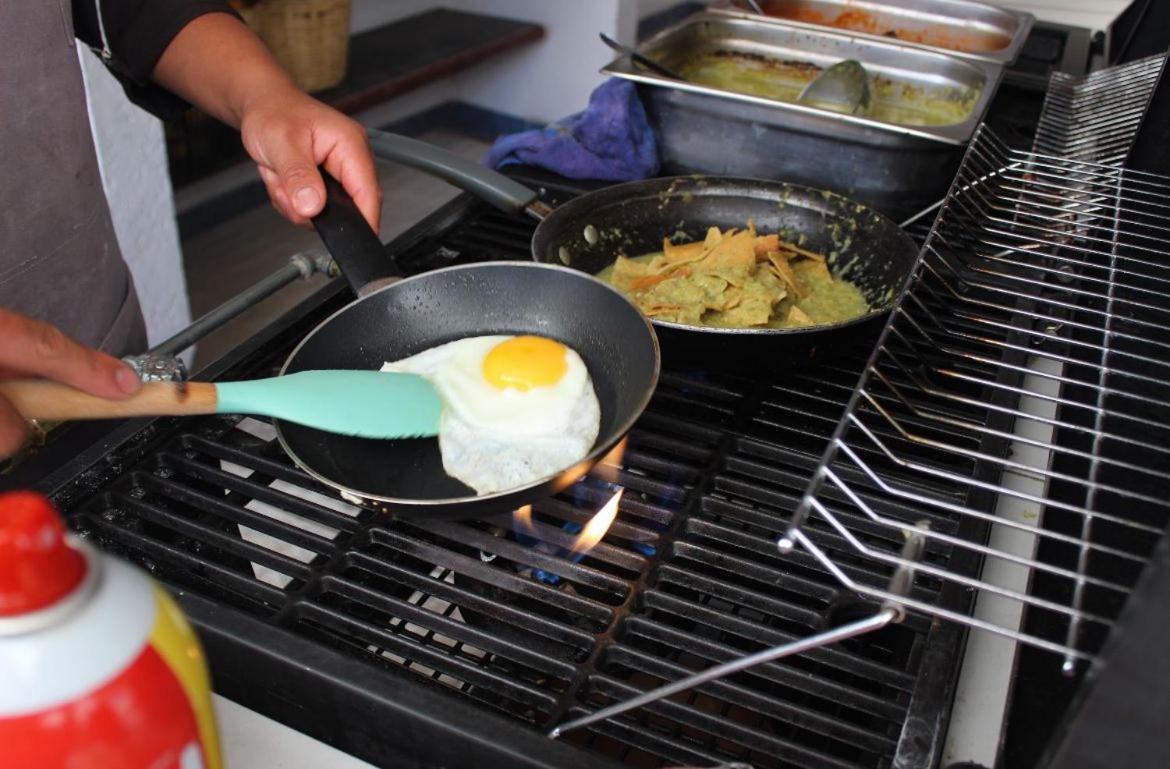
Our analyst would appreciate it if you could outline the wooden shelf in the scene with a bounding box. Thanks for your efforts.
[317,8,545,115]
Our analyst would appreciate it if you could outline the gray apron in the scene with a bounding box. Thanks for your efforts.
[0,0,147,357]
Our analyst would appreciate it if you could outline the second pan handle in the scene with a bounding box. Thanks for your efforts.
[367,130,543,216]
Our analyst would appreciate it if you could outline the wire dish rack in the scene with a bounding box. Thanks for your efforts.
[551,53,1170,738]
[1033,54,1165,162]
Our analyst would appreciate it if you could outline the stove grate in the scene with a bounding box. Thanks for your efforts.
[55,179,975,769]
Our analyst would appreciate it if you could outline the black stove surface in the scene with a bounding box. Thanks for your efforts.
[20,183,971,769]
[3,27,1087,769]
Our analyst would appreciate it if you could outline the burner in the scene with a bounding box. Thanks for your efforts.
[44,302,954,767]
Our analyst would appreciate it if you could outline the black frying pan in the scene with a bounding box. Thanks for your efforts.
[279,175,659,519]
[367,131,920,363]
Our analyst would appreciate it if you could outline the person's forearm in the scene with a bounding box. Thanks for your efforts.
[151,12,296,129]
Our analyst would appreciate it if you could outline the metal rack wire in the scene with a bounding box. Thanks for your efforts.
[550,53,1170,737]
[781,127,1170,662]
[774,53,1170,670]
[1033,54,1165,162]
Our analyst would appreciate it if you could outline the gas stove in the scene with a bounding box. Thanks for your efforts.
[5,20,1139,769]
[10,187,957,769]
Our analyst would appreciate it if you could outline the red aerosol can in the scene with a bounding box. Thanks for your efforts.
[0,491,223,768]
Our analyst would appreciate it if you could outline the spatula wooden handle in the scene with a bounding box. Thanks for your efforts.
[0,380,218,422]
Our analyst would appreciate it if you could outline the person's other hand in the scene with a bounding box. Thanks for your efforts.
[240,90,382,233]
[0,309,141,457]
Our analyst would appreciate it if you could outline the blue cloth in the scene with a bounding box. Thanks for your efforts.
[485,79,658,181]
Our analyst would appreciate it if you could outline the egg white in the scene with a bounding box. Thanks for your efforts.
[381,336,601,495]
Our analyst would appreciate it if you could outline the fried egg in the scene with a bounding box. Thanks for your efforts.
[381,335,601,495]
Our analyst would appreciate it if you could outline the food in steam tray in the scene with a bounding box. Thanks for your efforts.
[763,2,1012,53]
[382,335,600,495]
[597,222,869,329]
[675,50,980,127]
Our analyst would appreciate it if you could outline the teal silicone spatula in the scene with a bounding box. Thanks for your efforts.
[0,370,442,439]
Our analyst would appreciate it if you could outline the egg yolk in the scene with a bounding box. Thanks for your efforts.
[482,336,568,391]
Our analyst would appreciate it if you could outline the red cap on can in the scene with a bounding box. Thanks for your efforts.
[0,491,87,616]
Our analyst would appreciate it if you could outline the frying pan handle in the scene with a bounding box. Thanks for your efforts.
[311,169,399,296]
[367,130,542,216]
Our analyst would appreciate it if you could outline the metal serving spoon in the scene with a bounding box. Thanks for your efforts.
[797,59,873,116]
[599,32,686,81]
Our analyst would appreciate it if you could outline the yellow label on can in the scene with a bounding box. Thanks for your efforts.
[148,584,224,769]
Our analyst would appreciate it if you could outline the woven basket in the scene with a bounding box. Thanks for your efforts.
[249,0,352,93]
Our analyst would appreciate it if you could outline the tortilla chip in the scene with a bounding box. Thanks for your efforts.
[786,305,815,327]
[641,275,708,309]
[712,285,744,311]
[662,238,707,264]
[793,258,833,284]
[644,303,704,325]
[708,264,753,288]
[702,226,723,250]
[774,297,794,319]
[605,221,861,332]
[698,229,756,271]
[782,241,827,262]
[741,270,784,301]
[766,251,807,298]
[754,234,780,259]
[692,273,730,306]
[644,254,679,274]
[712,297,773,327]
[611,255,653,291]
[642,306,681,322]
[627,273,671,291]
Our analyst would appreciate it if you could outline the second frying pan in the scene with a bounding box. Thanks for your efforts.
[367,130,921,362]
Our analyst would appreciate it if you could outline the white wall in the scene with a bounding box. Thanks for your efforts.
[77,47,192,354]
[351,0,634,124]
[448,0,631,122]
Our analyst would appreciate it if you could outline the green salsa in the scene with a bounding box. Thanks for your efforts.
[784,259,870,327]
[598,251,869,329]
[675,51,979,128]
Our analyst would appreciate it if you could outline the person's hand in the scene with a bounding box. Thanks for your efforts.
[240,89,382,232]
[150,13,381,231]
[0,309,140,457]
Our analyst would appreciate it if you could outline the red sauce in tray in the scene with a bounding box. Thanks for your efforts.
[761,0,1012,53]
